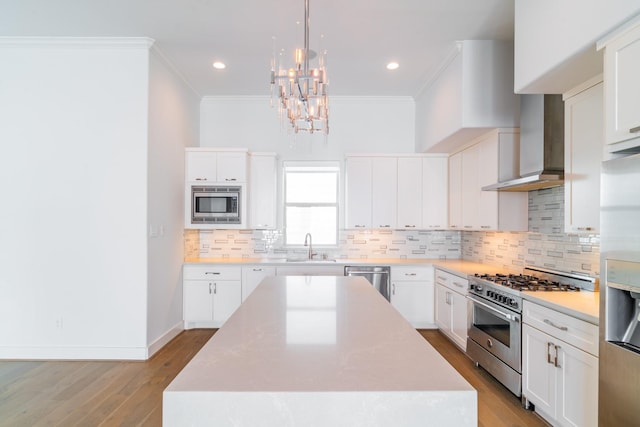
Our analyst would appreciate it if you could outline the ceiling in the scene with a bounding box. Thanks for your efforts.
[1,0,515,98]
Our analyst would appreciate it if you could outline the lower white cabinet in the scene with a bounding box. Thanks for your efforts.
[390,266,435,328]
[241,266,276,301]
[183,265,242,329]
[522,301,598,427]
[275,265,344,276]
[434,269,469,350]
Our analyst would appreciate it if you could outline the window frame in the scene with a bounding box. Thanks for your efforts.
[283,161,340,247]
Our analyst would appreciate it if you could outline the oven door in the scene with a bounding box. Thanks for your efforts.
[467,294,521,372]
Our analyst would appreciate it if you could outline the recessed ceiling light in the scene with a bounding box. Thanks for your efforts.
[212,61,226,70]
[386,62,399,70]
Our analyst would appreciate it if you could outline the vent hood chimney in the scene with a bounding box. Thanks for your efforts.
[482,94,564,192]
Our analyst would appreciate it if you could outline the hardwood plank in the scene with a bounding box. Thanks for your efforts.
[0,328,550,426]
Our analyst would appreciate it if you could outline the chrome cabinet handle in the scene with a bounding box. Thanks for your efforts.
[224,178,237,181]
[436,276,447,281]
[213,283,217,294]
[205,272,221,275]
[354,225,366,228]
[208,283,212,294]
[252,268,263,272]
[547,342,553,364]
[379,225,390,228]
[630,125,640,133]
[453,281,464,288]
[543,319,568,331]
[392,284,396,295]
[404,225,416,228]
[404,273,417,277]
[464,225,472,229]
[554,345,561,368]
[195,178,208,181]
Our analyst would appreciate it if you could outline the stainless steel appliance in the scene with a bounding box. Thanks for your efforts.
[599,153,640,426]
[344,266,390,301]
[483,94,565,192]
[190,185,242,225]
[467,267,596,397]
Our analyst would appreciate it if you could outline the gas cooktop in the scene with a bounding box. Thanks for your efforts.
[472,272,581,292]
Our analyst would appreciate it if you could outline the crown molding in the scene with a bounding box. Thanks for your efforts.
[0,37,155,49]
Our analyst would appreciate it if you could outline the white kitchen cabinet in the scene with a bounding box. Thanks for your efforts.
[183,265,242,328]
[390,266,435,328]
[345,156,372,229]
[522,301,598,427]
[345,156,397,229]
[434,269,469,350]
[241,266,276,301]
[563,80,603,233]
[396,157,422,229]
[249,153,277,229]
[185,148,248,183]
[448,152,462,229]
[422,155,448,229]
[452,129,527,231]
[371,157,397,229]
[600,19,640,151]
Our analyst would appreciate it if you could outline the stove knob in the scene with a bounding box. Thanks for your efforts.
[487,291,493,298]
[499,295,506,303]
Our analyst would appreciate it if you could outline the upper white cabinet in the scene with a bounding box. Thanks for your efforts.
[415,40,520,153]
[422,155,448,229]
[563,79,603,233]
[346,154,448,230]
[371,157,398,229]
[450,130,527,231]
[345,156,373,229]
[396,157,422,229]
[345,156,397,229]
[185,148,248,183]
[249,153,277,229]
[448,152,462,229]
[600,19,640,151]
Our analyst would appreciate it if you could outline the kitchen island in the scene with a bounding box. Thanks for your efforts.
[164,275,477,426]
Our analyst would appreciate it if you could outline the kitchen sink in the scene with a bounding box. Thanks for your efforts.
[284,258,337,263]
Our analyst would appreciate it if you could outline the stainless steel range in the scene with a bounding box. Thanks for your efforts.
[466,266,596,397]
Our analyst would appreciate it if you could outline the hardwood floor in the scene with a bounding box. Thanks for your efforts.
[0,329,548,426]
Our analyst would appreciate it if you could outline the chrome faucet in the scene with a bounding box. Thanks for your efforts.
[304,233,315,260]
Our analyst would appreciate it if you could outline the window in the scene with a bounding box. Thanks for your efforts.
[284,162,340,246]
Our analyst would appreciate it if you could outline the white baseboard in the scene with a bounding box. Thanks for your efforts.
[148,322,184,358]
[0,345,148,360]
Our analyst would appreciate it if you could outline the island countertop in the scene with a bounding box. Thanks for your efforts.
[164,275,477,426]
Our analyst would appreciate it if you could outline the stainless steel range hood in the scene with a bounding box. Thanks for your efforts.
[483,94,564,192]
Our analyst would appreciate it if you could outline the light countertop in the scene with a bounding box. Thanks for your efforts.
[164,276,477,426]
[183,258,600,324]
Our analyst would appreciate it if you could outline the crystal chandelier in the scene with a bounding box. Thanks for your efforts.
[270,0,329,135]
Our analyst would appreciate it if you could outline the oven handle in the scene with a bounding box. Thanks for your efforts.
[468,295,520,323]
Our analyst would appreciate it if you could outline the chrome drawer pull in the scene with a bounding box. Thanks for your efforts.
[630,125,640,134]
[543,319,568,331]
[205,272,221,275]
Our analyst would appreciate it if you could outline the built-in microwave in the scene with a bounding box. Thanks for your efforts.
[190,185,242,225]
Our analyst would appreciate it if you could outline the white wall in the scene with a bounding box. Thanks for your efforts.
[0,39,151,359]
[514,0,640,93]
[200,96,416,159]
[146,49,200,354]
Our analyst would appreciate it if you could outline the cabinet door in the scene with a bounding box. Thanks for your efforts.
[249,154,277,229]
[396,157,422,229]
[522,324,556,417]
[461,145,479,230]
[422,156,448,229]
[450,289,468,350]
[391,282,434,326]
[448,152,462,229]
[604,22,640,146]
[345,157,372,229]
[212,281,242,324]
[556,342,598,427]
[435,283,451,332]
[241,266,276,301]
[217,152,247,182]
[183,281,213,322]
[186,151,217,182]
[564,82,603,233]
[371,157,398,229]
[477,134,499,230]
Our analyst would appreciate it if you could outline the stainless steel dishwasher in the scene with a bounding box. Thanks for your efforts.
[344,266,391,301]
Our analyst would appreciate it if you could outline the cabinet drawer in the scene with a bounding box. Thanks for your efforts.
[523,300,598,357]
[391,266,434,282]
[183,265,241,281]
[435,269,468,295]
